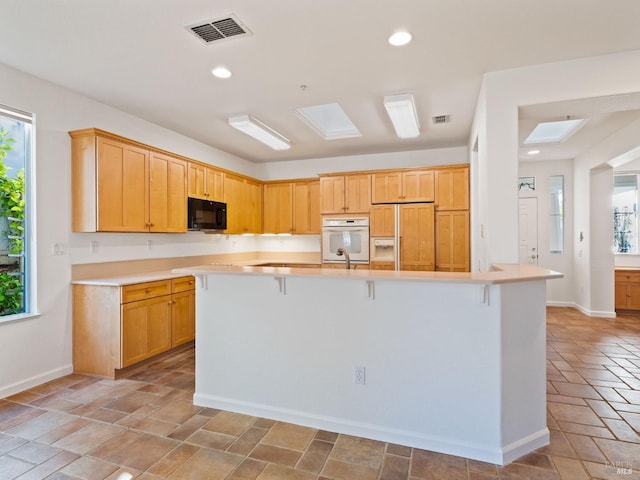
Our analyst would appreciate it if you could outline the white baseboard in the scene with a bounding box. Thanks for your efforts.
[0,364,73,400]
[546,301,616,318]
[194,393,539,466]
[501,428,550,464]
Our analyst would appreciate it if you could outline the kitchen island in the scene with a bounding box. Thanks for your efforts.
[172,264,561,465]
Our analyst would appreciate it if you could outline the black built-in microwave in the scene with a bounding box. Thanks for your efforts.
[188,197,227,231]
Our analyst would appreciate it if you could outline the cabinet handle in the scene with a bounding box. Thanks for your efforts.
[145,288,152,293]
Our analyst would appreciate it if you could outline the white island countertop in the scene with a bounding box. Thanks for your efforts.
[173,263,561,285]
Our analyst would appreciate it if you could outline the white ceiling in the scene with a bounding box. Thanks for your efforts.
[3,0,640,163]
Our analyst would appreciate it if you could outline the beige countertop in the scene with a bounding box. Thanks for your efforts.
[172,263,562,285]
[71,258,322,286]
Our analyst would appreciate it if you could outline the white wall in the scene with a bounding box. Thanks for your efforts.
[518,159,574,305]
[471,48,640,315]
[255,146,467,181]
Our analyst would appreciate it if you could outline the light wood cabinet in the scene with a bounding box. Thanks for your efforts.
[370,205,395,237]
[371,169,434,204]
[170,277,196,348]
[436,211,470,272]
[263,182,293,234]
[320,174,370,214]
[149,151,188,233]
[435,166,469,210]
[188,162,224,202]
[70,129,187,233]
[399,203,435,271]
[73,275,195,378]
[370,261,395,271]
[292,180,321,234]
[224,173,263,234]
[615,270,640,311]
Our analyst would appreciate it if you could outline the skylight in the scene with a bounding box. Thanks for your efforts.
[524,119,585,144]
[296,103,361,140]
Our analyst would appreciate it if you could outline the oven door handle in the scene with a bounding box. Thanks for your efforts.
[323,228,368,233]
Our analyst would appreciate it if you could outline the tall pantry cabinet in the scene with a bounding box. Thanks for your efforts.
[435,165,470,271]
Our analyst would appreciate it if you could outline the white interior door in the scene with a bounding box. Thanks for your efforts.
[519,197,538,265]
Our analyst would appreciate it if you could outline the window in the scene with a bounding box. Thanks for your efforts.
[0,105,32,318]
[613,173,638,254]
[549,175,564,254]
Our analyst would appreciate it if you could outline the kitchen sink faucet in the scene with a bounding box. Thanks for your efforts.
[336,247,350,269]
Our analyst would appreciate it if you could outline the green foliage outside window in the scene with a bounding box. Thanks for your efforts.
[0,126,25,315]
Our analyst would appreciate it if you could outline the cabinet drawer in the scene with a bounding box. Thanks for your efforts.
[172,276,196,293]
[122,280,171,303]
[615,271,640,283]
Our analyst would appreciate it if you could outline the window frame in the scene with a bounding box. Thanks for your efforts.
[0,104,37,324]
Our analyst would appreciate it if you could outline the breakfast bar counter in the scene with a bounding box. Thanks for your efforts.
[172,264,561,465]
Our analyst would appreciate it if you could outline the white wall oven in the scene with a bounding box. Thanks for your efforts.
[322,217,370,264]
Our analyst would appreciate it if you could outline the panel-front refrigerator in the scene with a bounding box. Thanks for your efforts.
[369,203,435,271]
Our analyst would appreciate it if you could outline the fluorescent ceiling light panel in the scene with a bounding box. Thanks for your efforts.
[384,93,420,138]
[228,115,290,150]
[524,119,585,144]
[296,103,361,140]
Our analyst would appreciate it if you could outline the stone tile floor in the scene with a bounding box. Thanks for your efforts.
[0,306,638,479]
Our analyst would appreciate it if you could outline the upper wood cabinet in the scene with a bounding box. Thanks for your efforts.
[371,169,434,204]
[70,129,187,233]
[320,174,370,214]
[292,180,321,234]
[224,173,262,234]
[263,179,321,234]
[263,182,293,234]
[149,151,188,233]
[435,166,469,210]
[188,161,224,202]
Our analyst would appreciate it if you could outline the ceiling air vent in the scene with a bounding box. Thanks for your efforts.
[186,15,252,44]
[432,115,450,125]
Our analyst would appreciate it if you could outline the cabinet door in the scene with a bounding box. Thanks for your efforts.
[402,170,434,202]
[245,180,263,234]
[345,174,371,213]
[171,290,195,347]
[370,205,395,237]
[206,168,224,202]
[121,296,172,367]
[435,167,469,210]
[615,281,629,309]
[149,152,188,232]
[436,211,470,272]
[97,137,149,232]
[263,183,293,234]
[320,177,346,214]
[292,180,320,234]
[223,174,244,234]
[399,203,435,271]
[371,172,402,203]
[187,162,207,199]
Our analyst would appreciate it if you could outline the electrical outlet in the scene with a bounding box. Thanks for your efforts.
[354,366,366,385]
[89,240,98,254]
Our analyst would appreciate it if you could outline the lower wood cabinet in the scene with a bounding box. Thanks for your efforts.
[615,270,640,311]
[73,275,195,378]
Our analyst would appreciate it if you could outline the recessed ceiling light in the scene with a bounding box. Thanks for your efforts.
[389,31,412,46]
[212,66,232,79]
[528,149,541,155]
[524,119,585,144]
